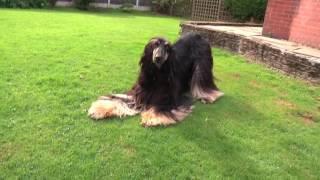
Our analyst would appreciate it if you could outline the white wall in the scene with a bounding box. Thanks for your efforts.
[56,1,151,11]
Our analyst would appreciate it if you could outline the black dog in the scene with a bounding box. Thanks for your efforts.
[88,33,224,127]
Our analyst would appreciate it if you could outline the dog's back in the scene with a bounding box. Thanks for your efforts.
[172,33,214,94]
[173,33,212,63]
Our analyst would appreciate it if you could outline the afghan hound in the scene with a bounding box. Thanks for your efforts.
[88,33,224,127]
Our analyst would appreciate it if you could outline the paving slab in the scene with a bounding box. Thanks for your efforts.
[199,25,320,60]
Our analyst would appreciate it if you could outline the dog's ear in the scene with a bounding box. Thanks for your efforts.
[139,42,153,66]
[164,41,172,53]
[139,54,146,66]
[139,43,152,66]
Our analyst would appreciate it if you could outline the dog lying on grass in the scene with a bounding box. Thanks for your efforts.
[88,33,224,127]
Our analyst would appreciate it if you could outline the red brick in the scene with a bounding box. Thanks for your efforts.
[263,0,320,48]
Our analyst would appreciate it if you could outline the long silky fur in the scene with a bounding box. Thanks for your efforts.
[88,33,222,123]
[88,94,140,120]
[129,33,220,121]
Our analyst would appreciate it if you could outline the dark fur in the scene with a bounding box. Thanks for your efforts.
[128,33,219,118]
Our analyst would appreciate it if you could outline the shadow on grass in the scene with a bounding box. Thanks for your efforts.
[177,95,267,177]
[88,115,138,125]
[87,94,267,176]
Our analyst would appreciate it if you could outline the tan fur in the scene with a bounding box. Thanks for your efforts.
[190,65,224,103]
[141,108,176,127]
[171,106,193,121]
[191,84,224,103]
[98,94,133,100]
[141,106,193,127]
[88,99,139,120]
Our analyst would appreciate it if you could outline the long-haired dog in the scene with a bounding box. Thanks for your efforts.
[88,33,224,127]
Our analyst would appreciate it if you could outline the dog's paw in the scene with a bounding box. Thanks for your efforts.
[140,116,176,127]
[171,106,193,121]
[200,90,224,104]
[140,109,176,127]
[88,100,115,120]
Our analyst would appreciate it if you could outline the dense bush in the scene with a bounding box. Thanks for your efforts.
[0,0,48,8]
[48,0,57,7]
[151,0,192,17]
[73,0,92,10]
[120,3,134,12]
[224,0,267,22]
[120,0,134,12]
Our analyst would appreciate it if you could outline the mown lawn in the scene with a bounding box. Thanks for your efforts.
[0,8,320,179]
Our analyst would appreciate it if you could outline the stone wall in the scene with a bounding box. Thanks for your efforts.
[181,23,320,83]
[181,24,242,52]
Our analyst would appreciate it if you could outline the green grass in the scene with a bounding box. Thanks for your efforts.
[0,8,320,179]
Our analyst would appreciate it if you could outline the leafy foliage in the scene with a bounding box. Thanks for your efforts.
[152,0,191,17]
[120,0,134,12]
[0,0,48,8]
[48,0,57,7]
[74,0,92,10]
[224,0,267,21]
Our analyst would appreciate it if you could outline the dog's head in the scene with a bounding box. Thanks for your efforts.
[141,37,172,69]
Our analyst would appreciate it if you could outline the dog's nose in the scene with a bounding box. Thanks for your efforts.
[155,57,161,63]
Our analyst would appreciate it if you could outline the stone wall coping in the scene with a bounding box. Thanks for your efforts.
[182,21,263,27]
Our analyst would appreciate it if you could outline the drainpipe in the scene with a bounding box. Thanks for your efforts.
[108,0,110,7]
[136,0,139,8]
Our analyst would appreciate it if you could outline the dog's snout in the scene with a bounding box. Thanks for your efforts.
[155,57,161,63]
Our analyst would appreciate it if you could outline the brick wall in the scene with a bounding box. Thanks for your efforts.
[263,0,320,49]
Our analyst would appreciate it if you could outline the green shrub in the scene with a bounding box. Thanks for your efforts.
[120,3,134,12]
[172,0,191,17]
[151,0,191,17]
[120,0,134,12]
[224,0,267,22]
[74,0,92,10]
[0,0,48,8]
[151,0,170,14]
[48,0,57,7]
